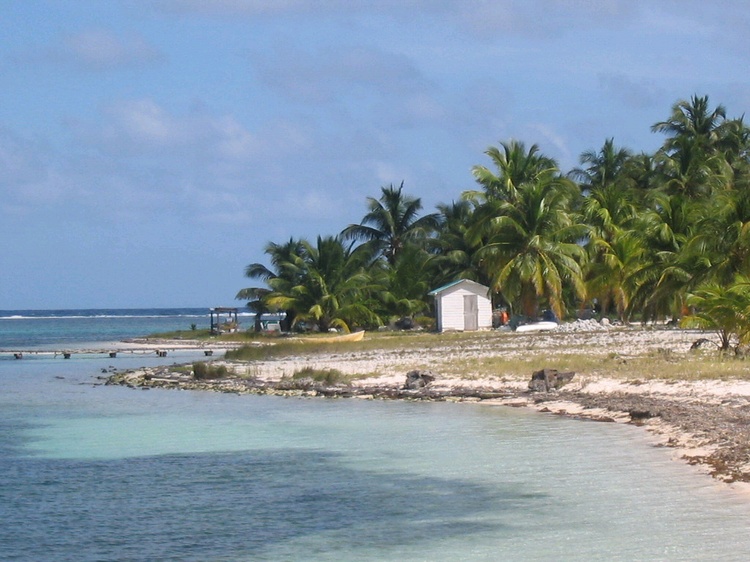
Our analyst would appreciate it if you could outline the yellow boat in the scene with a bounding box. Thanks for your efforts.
[296,331,365,343]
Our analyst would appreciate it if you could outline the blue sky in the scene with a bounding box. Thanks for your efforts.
[2,0,749,309]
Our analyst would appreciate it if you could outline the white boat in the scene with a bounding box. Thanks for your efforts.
[515,321,558,333]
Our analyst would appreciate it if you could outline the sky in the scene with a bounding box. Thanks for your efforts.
[2,0,750,309]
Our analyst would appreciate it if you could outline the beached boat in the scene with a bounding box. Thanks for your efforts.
[296,331,365,343]
[515,321,558,333]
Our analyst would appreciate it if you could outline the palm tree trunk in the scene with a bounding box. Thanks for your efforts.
[521,284,538,318]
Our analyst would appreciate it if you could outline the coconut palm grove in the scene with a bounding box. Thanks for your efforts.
[237,95,750,343]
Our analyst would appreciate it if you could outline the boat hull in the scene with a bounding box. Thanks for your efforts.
[515,322,558,333]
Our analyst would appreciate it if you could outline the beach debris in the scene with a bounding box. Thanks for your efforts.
[403,370,436,390]
[527,368,575,392]
[394,316,415,330]
[555,319,612,332]
[690,338,712,350]
[628,408,657,421]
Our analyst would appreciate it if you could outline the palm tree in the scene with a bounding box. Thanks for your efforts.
[624,192,701,321]
[572,139,633,194]
[716,117,750,172]
[655,135,725,198]
[624,96,750,321]
[264,236,382,332]
[686,180,750,285]
[651,95,726,153]
[467,147,587,318]
[584,231,645,322]
[651,95,729,199]
[375,243,433,320]
[467,140,557,204]
[342,182,439,266]
[570,139,647,321]
[236,238,306,331]
[427,200,488,288]
[572,138,637,240]
[682,276,750,350]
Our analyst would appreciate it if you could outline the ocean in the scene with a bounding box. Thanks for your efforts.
[0,308,229,349]
[2,309,750,561]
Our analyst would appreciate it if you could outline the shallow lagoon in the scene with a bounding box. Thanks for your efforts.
[3,353,750,561]
[2,310,750,561]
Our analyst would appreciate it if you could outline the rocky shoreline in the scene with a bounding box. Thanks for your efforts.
[104,325,750,488]
[106,366,518,400]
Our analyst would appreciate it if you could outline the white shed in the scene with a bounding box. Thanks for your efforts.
[428,279,493,332]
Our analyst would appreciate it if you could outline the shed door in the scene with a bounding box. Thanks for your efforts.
[463,294,478,331]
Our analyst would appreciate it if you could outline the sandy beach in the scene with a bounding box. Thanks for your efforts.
[107,322,750,491]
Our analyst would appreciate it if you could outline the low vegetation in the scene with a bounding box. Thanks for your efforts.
[224,330,491,361]
[218,327,750,383]
[291,367,349,385]
[442,351,750,382]
[192,362,229,380]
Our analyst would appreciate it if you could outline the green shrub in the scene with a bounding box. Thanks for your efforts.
[193,362,230,380]
[291,367,348,385]
[414,315,436,331]
[193,361,207,378]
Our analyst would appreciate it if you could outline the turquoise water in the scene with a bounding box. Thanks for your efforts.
[2,311,750,560]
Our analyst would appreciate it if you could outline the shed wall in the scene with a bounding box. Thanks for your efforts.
[436,286,492,331]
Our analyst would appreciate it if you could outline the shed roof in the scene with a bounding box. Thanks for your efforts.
[428,278,490,296]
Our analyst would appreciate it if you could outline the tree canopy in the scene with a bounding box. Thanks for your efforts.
[238,94,750,345]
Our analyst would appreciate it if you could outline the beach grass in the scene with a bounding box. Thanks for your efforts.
[220,328,750,382]
[436,352,750,381]
[290,367,350,384]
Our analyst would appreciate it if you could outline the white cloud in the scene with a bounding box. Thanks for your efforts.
[73,99,263,162]
[0,101,270,225]
[598,73,662,110]
[0,129,69,215]
[10,28,162,72]
[214,117,260,159]
[0,130,48,186]
[110,99,177,145]
[392,94,448,127]
[252,44,433,104]
[61,29,162,70]
[524,123,574,168]
[373,162,410,186]
[150,0,430,17]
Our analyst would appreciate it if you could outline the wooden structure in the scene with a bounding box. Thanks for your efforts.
[428,280,492,332]
[210,307,239,334]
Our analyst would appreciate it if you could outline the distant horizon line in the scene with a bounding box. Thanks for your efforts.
[0,305,250,312]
